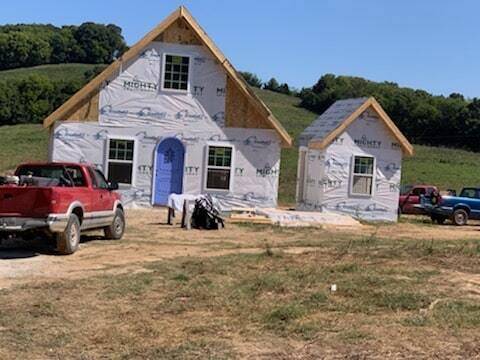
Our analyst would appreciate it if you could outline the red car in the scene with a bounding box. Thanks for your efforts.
[0,163,125,254]
[399,185,438,215]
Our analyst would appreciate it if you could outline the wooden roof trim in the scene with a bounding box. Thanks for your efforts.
[369,98,414,156]
[308,97,414,156]
[43,6,293,147]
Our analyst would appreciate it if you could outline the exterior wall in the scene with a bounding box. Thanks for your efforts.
[50,41,281,209]
[51,123,280,209]
[298,109,403,221]
[99,41,226,128]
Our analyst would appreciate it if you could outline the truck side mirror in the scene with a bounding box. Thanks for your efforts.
[108,181,119,191]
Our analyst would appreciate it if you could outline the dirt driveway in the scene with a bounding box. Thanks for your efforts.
[1,209,480,290]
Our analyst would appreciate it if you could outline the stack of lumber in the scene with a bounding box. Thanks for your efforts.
[228,207,272,224]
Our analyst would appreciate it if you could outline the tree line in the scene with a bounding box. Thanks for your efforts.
[0,67,103,126]
[0,23,127,70]
[298,74,480,152]
[240,71,293,95]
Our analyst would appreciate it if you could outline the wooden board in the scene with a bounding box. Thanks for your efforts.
[225,77,270,129]
[157,18,201,45]
[65,91,100,122]
[228,214,272,224]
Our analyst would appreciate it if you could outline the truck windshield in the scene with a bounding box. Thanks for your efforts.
[16,165,76,187]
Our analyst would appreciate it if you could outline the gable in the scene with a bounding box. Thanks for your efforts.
[42,6,292,147]
[307,98,413,156]
[340,108,401,152]
[155,18,201,45]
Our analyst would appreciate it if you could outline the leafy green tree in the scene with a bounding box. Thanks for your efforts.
[73,22,127,64]
[277,83,291,95]
[239,71,263,88]
[264,78,280,92]
[15,75,55,124]
[0,22,127,70]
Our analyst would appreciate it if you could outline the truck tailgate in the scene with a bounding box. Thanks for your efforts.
[0,187,53,218]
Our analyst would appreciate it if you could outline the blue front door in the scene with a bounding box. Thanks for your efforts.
[154,138,185,206]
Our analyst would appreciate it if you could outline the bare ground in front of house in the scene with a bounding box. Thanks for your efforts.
[0,209,479,359]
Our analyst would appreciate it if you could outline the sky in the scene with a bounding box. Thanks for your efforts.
[1,0,479,97]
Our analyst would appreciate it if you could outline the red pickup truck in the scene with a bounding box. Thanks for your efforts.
[0,163,125,254]
[398,185,438,215]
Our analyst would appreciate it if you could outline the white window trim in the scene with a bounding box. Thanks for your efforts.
[204,142,235,193]
[349,155,376,197]
[160,52,192,94]
[104,136,137,187]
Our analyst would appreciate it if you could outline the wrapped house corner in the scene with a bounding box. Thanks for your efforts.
[296,97,414,222]
[43,6,292,209]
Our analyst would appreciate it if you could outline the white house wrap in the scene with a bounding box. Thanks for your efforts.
[44,7,292,210]
[296,97,413,222]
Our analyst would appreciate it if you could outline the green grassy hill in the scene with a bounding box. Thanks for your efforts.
[1,64,479,204]
[0,63,104,82]
[0,124,49,171]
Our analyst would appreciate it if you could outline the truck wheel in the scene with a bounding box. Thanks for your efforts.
[104,208,125,240]
[56,214,80,255]
[452,209,468,226]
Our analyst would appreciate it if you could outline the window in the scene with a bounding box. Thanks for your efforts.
[206,146,232,191]
[351,156,374,196]
[89,168,109,189]
[108,139,134,185]
[412,188,426,196]
[16,165,85,187]
[65,166,86,187]
[460,188,479,199]
[163,54,190,91]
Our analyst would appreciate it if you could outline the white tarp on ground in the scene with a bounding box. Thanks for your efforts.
[298,107,402,222]
[51,41,282,210]
[256,208,361,227]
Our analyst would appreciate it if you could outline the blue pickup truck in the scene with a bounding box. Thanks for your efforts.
[421,188,480,225]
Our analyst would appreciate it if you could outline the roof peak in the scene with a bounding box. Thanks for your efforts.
[42,6,292,147]
[300,97,413,156]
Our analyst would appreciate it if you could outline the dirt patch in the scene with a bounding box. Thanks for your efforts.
[1,209,479,290]
[441,270,480,299]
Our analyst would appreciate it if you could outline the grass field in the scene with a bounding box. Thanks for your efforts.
[0,63,103,82]
[1,64,480,203]
[0,124,49,172]
[0,209,479,358]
